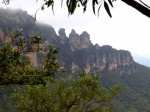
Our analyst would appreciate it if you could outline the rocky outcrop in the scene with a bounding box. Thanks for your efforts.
[80,31,92,49]
[68,29,81,51]
[68,29,92,51]
[58,28,67,44]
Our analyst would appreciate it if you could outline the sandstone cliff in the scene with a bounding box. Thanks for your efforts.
[0,8,138,75]
[58,29,138,75]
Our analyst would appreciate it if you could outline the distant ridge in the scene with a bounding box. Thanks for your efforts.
[132,53,150,67]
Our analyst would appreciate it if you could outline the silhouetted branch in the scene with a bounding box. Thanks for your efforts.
[139,0,150,9]
[121,0,150,18]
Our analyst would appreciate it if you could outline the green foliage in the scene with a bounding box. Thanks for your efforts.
[0,86,17,112]
[100,64,150,112]
[104,1,112,17]
[33,0,114,19]
[12,71,122,112]
[0,30,59,85]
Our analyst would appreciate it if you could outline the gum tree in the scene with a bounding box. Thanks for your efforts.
[12,71,123,112]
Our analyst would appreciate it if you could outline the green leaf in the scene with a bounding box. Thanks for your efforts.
[71,0,77,14]
[77,3,80,7]
[98,4,102,17]
[66,0,69,6]
[41,6,44,10]
[104,1,112,17]
[83,5,87,13]
[52,4,55,15]
[92,0,99,14]
[67,0,77,15]
[108,0,113,7]
[83,0,87,6]
[46,0,54,7]
[92,0,96,14]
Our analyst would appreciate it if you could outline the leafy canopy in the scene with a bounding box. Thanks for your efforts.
[12,71,123,112]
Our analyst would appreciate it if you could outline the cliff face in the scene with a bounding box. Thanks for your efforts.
[58,29,92,51]
[67,46,137,75]
[86,50,137,74]
[58,30,138,75]
[0,8,138,75]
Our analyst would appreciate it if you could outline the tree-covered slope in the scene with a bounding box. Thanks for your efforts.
[100,64,150,112]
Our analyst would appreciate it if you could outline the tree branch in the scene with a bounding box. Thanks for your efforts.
[139,0,150,9]
[121,0,150,18]
[66,98,77,112]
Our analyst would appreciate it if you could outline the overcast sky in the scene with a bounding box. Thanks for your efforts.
[1,0,150,60]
